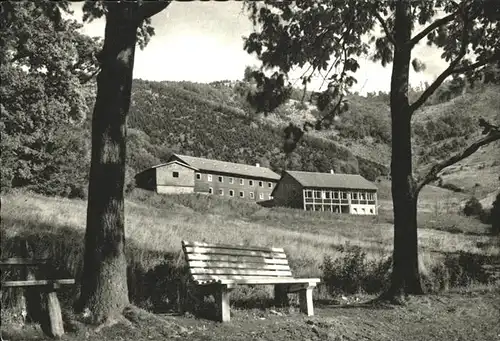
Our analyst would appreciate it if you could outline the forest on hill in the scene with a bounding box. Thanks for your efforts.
[3,3,497,200]
[2,70,499,200]
[126,79,388,180]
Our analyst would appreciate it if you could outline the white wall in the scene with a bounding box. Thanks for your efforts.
[350,204,377,215]
[157,186,195,194]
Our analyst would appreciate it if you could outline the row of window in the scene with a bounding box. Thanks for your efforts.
[304,190,375,201]
[304,204,374,214]
[196,173,273,188]
[353,207,375,214]
[305,204,349,213]
[207,188,271,200]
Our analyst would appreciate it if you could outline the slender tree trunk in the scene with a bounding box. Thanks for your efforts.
[78,4,139,322]
[383,0,424,300]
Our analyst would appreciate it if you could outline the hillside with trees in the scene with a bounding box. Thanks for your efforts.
[1,3,498,202]
[3,74,499,200]
[2,1,496,201]
[125,79,388,182]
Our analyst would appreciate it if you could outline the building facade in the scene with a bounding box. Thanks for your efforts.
[134,160,199,194]
[169,154,280,202]
[135,154,281,202]
[271,170,378,215]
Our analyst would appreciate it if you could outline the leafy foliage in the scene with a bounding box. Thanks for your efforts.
[334,94,391,144]
[242,0,500,296]
[0,1,99,195]
[463,196,483,217]
[320,244,392,295]
[4,1,498,202]
[414,110,477,144]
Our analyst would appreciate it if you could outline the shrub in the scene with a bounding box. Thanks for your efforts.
[321,251,364,295]
[364,256,392,293]
[463,196,483,217]
[320,244,391,295]
[423,252,496,292]
[445,252,493,286]
[293,101,309,111]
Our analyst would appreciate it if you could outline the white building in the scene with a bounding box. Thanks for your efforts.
[271,170,378,215]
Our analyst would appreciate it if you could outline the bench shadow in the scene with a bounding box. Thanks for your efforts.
[314,298,396,310]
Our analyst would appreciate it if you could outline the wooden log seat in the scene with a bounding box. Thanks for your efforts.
[1,258,75,338]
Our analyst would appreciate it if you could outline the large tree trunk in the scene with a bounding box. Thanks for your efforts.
[383,0,424,300]
[78,4,139,322]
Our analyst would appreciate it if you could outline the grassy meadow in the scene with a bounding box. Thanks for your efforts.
[1,187,498,312]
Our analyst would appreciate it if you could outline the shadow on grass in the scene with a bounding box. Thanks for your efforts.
[1,216,288,319]
[0,216,189,315]
[2,214,497,327]
[419,227,488,237]
[314,298,396,310]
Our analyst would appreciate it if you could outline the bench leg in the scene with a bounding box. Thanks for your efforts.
[274,284,289,307]
[298,287,314,316]
[44,291,64,338]
[214,284,230,322]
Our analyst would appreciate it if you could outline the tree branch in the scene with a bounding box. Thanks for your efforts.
[451,54,500,75]
[372,8,395,45]
[410,12,456,47]
[409,60,461,114]
[79,67,101,85]
[415,125,500,195]
[137,1,171,21]
[409,8,471,115]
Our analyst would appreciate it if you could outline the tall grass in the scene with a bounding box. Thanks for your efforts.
[1,190,498,312]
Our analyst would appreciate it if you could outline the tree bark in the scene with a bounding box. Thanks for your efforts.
[78,3,139,323]
[383,0,424,300]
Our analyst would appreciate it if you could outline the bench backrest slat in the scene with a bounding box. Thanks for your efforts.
[182,241,285,253]
[182,240,295,283]
[185,254,289,264]
[188,260,291,271]
[183,246,287,259]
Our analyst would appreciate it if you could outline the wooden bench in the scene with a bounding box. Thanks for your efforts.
[0,258,75,338]
[181,240,321,322]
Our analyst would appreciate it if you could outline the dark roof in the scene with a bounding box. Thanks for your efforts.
[285,170,377,191]
[149,160,199,171]
[170,154,281,180]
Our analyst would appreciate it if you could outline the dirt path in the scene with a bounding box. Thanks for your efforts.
[162,292,500,341]
[2,291,499,341]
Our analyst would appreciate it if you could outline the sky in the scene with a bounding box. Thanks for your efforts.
[72,2,449,95]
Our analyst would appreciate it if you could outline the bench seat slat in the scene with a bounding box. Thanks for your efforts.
[186,254,289,264]
[182,240,284,253]
[193,277,321,285]
[184,247,287,259]
[0,258,49,266]
[193,275,293,282]
[2,279,75,288]
[188,261,291,271]
[190,268,293,277]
